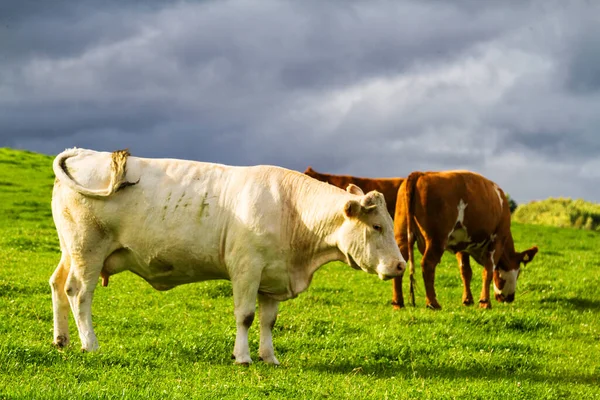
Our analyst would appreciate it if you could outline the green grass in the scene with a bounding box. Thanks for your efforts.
[513,197,600,231]
[0,147,599,399]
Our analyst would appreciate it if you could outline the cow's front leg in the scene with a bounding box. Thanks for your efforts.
[231,278,259,365]
[479,241,503,309]
[478,264,493,309]
[258,294,280,365]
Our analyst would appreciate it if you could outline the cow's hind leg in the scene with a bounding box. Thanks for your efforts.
[65,252,105,352]
[392,241,409,309]
[258,294,280,365]
[50,252,71,348]
[391,276,404,309]
[421,244,444,310]
[231,277,259,365]
[457,252,474,306]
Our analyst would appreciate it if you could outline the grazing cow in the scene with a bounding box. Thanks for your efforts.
[395,170,538,309]
[50,148,405,365]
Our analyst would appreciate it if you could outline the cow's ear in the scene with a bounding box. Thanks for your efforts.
[344,200,361,218]
[361,191,384,211]
[346,184,364,196]
[520,246,538,266]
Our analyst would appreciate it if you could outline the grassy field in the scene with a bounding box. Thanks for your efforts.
[0,148,598,399]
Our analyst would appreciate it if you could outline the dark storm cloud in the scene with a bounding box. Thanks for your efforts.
[0,0,166,62]
[562,16,600,94]
[3,0,514,143]
[1,0,599,203]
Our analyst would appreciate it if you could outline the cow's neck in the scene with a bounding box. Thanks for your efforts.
[285,176,353,294]
[498,234,518,269]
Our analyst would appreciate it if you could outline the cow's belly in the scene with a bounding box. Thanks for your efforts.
[103,247,228,290]
[445,232,494,266]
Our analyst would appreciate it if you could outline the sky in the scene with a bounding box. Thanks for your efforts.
[1,0,599,204]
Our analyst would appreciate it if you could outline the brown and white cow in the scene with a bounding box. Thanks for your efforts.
[395,170,538,309]
[50,148,405,365]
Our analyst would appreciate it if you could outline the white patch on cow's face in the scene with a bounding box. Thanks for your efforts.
[338,193,405,280]
[494,268,519,296]
[493,185,503,210]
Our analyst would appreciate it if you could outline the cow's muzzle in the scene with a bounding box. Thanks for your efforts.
[397,261,407,274]
[377,261,405,280]
[495,293,515,303]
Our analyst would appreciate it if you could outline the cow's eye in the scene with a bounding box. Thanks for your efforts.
[373,224,382,232]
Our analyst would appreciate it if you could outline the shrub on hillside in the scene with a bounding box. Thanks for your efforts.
[513,197,600,231]
[506,194,518,214]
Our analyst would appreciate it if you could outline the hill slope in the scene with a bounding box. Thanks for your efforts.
[513,197,600,231]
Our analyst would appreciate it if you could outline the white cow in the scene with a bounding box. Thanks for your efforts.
[50,148,406,365]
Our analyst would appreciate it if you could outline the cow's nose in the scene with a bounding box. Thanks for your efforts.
[505,293,515,303]
[397,261,406,273]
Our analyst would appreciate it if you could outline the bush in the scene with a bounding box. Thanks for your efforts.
[513,197,600,231]
[505,194,518,214]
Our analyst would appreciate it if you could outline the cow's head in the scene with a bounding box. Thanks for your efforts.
[493,246,538,302]
[337,184,406,280]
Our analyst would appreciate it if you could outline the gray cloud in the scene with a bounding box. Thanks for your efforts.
[1,0,599,203]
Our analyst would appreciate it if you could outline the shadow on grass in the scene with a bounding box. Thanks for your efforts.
[0,281,49,297]
[0,344,131,372]
[540,250,563,257]
[539,295,600,311]
[307,360,599,385]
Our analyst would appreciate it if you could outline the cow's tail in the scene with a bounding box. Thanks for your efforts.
[53,148,138,198]
[405,171,423,307]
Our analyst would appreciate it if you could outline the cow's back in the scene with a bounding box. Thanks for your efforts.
[401,170,510,249]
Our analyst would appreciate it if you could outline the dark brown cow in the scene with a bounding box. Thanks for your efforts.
[395,170,538,309]
[305,167,410,308]
[304,167,404,217]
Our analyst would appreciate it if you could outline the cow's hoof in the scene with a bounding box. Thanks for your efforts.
[462,299,474,306]
[258,355,280,366]
[478,300,492,309]
[235,360,252,366]
[233,355,253,365]
[426,303,442,310]
[52,335,69,349]
[391,301,404,310]
[80,341,99,353]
